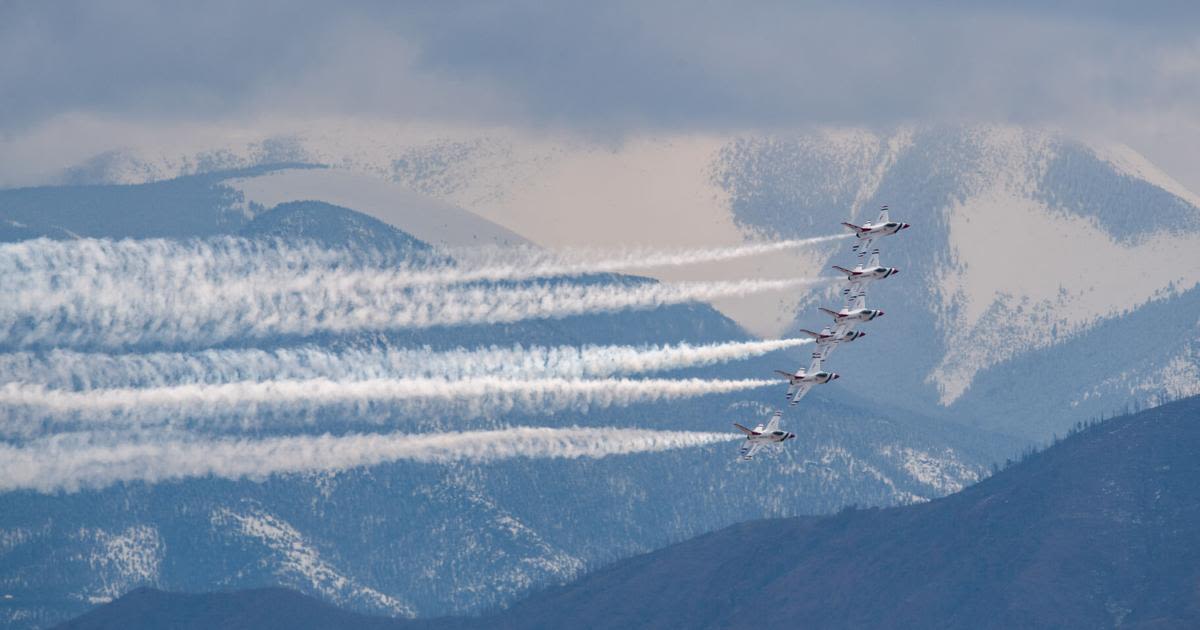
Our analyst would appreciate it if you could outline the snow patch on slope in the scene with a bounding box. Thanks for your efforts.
[877,445,981,495]
[211,506,415,618]
[1091,142,1200,210]
[1068,340,1200,412]
[410,469,585,611]
[77,525,164,603]
[849,128,915,222]
[929,184,1200,405]
[1151,350,1200,400]
[0,527,34,556]
[810,445,927,505]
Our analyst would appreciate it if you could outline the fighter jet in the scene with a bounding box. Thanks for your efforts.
[733,410,795,460]
[774,354,839,406]
[800,325,866,360]
[842,205,910,258]
[831,249,899,285]
[818,287,884,325]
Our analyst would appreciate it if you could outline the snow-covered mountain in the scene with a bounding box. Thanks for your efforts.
[4,122,1197,626]
[710,126,1200,438]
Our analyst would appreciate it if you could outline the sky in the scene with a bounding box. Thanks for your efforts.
[2,1,1199,190]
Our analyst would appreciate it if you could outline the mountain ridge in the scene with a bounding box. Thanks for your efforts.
[54,395,1200,629]
[473,394,1200,629]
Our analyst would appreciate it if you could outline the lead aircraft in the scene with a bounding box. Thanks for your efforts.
[775,354,840,406]
[733,410,795,460]
[842,205,910,258]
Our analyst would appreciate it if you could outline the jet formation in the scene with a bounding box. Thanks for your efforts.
[736,205,909,460]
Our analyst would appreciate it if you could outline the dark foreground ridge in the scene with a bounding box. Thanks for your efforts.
[53,587,408,630]
[60,396,1200,629]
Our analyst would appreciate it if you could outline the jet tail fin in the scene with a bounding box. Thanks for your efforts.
[798,329,821,339]
[732,423,757,436]
[818,307,840,319]
[773,369,796,380]
[841,221,864,234]
[831,265,854,275]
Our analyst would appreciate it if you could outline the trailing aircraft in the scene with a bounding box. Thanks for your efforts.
[800,325,866,360]
[818,288,884,325]
[733,410,795,460]
[832,249,899,285]
[775,355,839,406]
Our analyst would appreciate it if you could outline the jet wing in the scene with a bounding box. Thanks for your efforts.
[867,249,880,268]
[788,381,815,406]
[732,422,758,436]
[763,411,783,433]
[740,441,765,460]
[841,221,867,235]
[797,328,826,341]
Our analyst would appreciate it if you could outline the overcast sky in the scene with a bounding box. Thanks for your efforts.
[3,1,1198,188]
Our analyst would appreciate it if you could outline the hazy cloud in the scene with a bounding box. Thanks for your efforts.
[2,1,1197,133]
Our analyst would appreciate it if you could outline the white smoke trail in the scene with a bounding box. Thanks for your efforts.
[0,338,809,389]
[1,233,846,290]
[1,377,777,414]
[0,427,742,493]
[2,268,824,349]
[441,233,852,283]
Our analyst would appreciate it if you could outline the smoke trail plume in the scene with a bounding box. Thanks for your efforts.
[3,262,824,349]
[0,427,742,493]
[0,338,809,389]
[1,234,845,290]
[0,377,778,431]
[443,233,851,282]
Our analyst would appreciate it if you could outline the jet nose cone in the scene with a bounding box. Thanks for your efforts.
[902,223,911,230]
[893,268,900,275]
[832,373,840,380]
[878,310,885,317]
